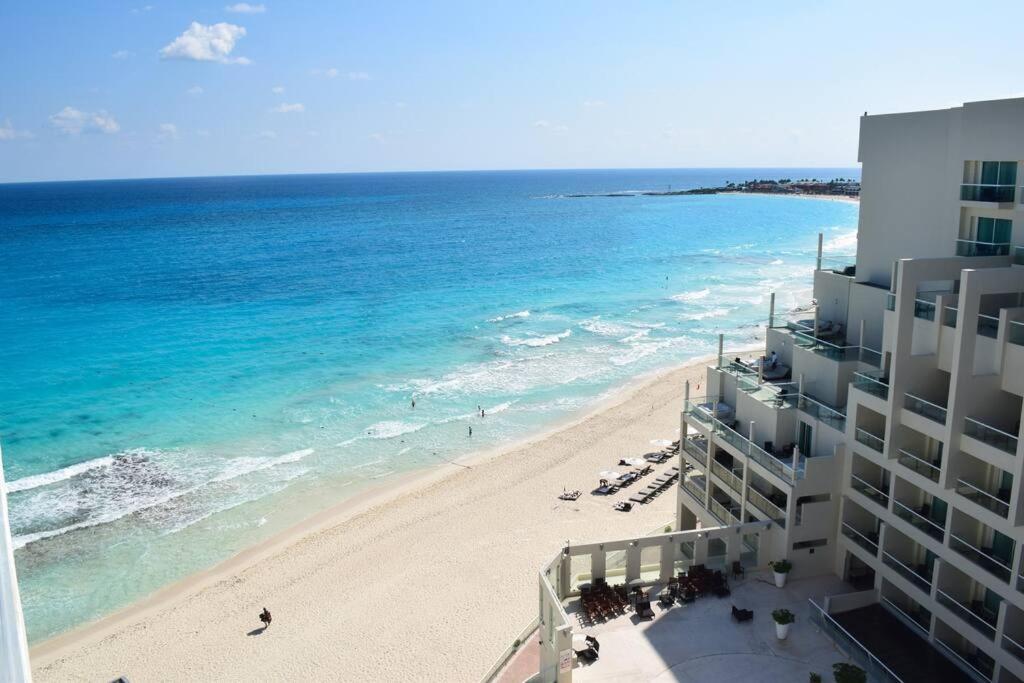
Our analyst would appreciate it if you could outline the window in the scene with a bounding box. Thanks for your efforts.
[975,216,1012,244]
[980,161,1017,186]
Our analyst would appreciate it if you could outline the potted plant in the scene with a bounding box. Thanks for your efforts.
[772,608,795,640]
[770,559,792,587]
[832,663,866,683]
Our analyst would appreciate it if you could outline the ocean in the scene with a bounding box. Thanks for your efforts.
[0,168,859,641]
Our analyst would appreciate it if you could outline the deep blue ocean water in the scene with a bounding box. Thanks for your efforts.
[0,168,859,640]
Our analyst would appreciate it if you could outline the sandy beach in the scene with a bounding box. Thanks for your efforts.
[31,355,717,681]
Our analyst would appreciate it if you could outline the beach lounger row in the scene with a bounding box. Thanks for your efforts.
[627,467,679,504]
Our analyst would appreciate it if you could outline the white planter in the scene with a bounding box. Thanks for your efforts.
[775,622,791,640]
[773,571,788,588]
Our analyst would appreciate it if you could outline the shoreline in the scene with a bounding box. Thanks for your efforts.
[31,349,741,679]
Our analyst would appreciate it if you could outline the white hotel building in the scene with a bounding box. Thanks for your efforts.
[532,98,1024,683]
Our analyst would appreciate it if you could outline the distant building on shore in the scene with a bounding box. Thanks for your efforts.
[527,96,1024,683]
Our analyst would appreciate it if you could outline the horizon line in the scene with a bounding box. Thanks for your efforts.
[0,164,862,187]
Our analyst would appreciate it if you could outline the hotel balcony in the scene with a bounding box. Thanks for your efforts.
[895,441,942,484]
[710,417,805,486]
[882,526,934,597]
[709,454,743,497]
[880,579,933,638]
[935,561,1001,641]
[708,486,742,526]
[854,425,887,456]
[681,433,708,470]
[1003,603,1024,667]
[682,396,716,433]
[903,390,948,426]
[960,182,1016,204]
[852,369,890,402]
[841,498,881,558]
[948,510,1015,584]
[796,392,847,434]
[681,472,707,507]
[934,618,997,682]
[745,472,788,528]
[891,478,948,544]
[850,453,891,511]
[953,451,1012,521]
[964,415,1021,458]
[955,238,1012,257]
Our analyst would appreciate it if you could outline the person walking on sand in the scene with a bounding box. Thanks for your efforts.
[469,425,473,437]
[259,607,272,629]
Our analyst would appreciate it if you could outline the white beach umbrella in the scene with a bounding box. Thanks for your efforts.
[599,470,621,479]
[622,457,644,467]
[649,439,672,447]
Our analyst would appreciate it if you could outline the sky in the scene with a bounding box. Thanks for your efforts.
[1,1,1024,183]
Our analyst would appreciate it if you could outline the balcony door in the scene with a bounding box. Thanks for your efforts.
[797,422,813,457]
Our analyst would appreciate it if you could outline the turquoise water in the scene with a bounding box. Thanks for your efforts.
[0,169,858,640]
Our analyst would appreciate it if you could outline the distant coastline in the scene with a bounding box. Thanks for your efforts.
[565,177,861,201]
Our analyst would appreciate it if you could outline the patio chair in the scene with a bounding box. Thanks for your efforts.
[731,561,745,579]
[731,605,753,622]
[575,647,599,663]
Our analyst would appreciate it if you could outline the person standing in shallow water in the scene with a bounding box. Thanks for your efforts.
[411,398,416,409]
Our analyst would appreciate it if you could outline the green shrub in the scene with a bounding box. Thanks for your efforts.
[832,662,866,683]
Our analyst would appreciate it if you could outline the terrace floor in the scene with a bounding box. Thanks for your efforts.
[566,571,854,683]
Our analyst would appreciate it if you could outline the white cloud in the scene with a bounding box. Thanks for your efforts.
[255,130,277,139]
[112,50,132,60]
[0,119,33,140]
[225,3,265,12]
[311,67,339,78]
[271,85,285,94]
[187,85,204,96]
[270,102,304,113]
[582,99,606,108]
[160,22,250,64]
[49,107,120,135]
[533,119,568,132]
[157,123,178,140]
[131,5,154,14]
[347,71,370,81]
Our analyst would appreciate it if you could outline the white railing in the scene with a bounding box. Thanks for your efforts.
[964,416,1019,455]
[855,427,886,453]
[955,478,1010,518]
[850,473,889,506]
[948,532,1013,580]
[936,588,996,639]
[0,446,32,683]
[903,392,948,424]
[841,522,879,554]
[1003,633,1024,662]
[896,448,941,482]
[880,596,929,637]
[934,637,993,681]
[892,500,945,540]
[481,618,540,682]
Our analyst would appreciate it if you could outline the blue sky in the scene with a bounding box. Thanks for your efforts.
[1,1,1023,182]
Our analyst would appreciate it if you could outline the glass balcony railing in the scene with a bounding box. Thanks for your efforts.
[903,392,948,424]
[682,476,706,506]
[882,551,932,594]
[960,183,1016,203]
[881,596,931,637]
[792,331,860,361]
[1003,633,1024,664]
[955,478,1010,518]
[892,500,945,541]
[885,292,896,311]
[935,637,995,681]
[859,346,883,368]
[682,437,708,467]
[949,532,1013,582]
[1010,321,1024,346]
[797,393,847,433]
[683,397,714,429]
[1015,245,1024,266]
[942,306,958,328]
[896,448,941,483]
[850,473,889,508]
[913,298,936,321]
[852,371,889,400]
[977,314,999,339]
[841,522,879,555]
[711,416,804,483]
[964,416,1019,455]
[855,427,886,453]
[709,497,740,525]
[936,589,997,640]
[746,486,786,527]
[955,238,1011,257]
[711,460,743,494]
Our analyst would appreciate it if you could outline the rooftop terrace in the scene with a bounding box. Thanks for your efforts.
[564,571,852,682]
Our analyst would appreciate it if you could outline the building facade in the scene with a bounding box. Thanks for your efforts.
[678,97,1024,683]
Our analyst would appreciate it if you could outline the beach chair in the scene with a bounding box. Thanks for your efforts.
[628,492,648,504]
